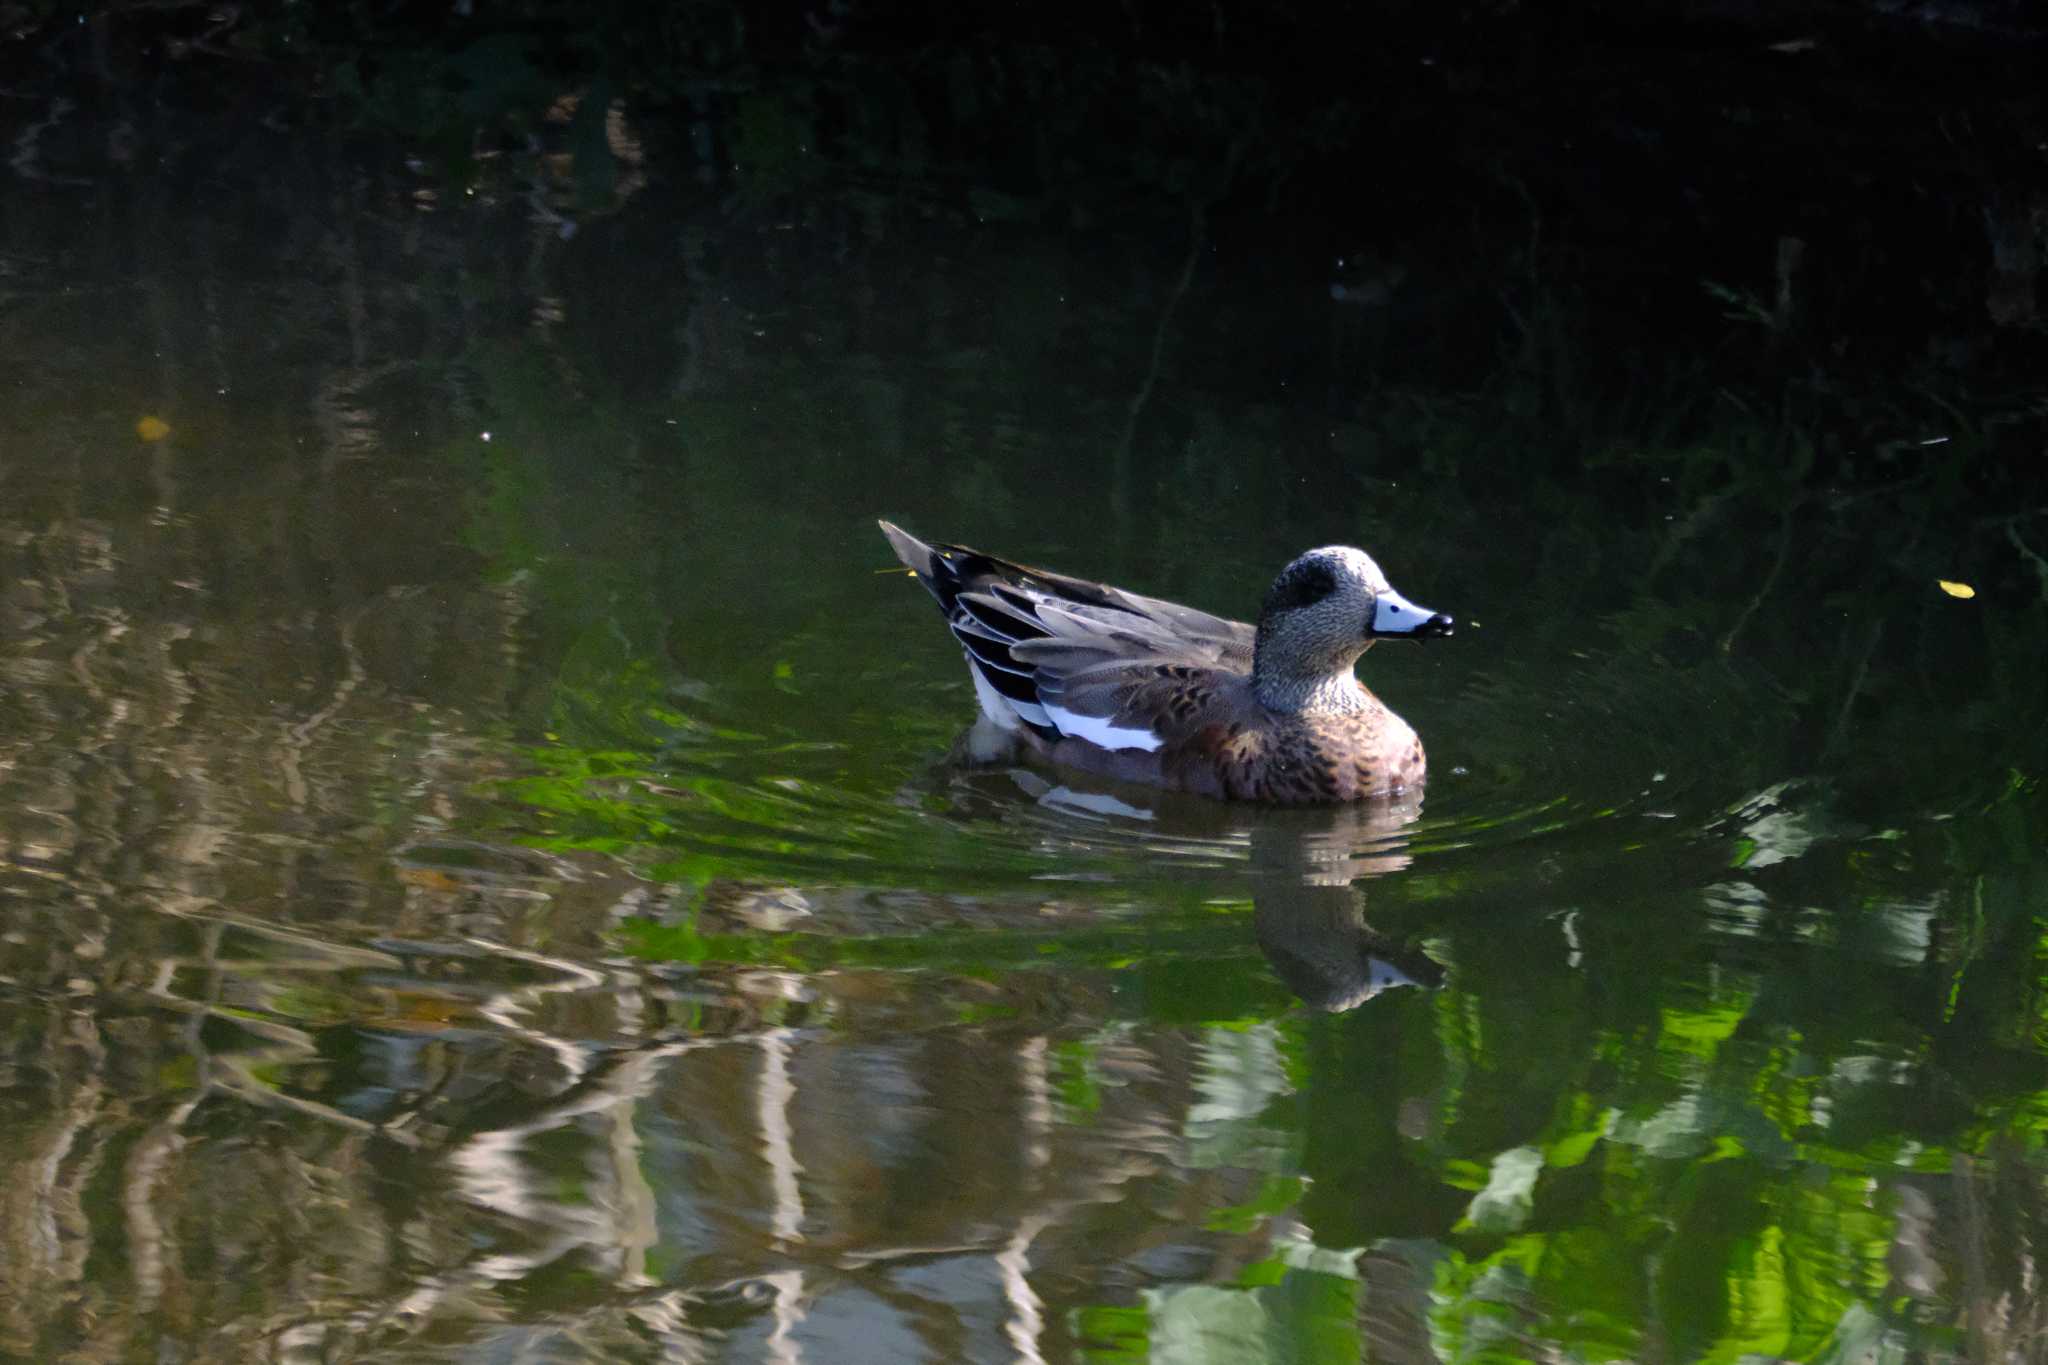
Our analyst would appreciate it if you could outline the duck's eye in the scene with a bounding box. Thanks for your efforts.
[1263,560,1338,616]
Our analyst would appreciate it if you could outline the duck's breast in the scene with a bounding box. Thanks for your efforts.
[1311,709,1425,800]
[1171,709,1426,804]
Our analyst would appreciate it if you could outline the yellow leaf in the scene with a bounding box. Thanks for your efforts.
[1937,580,1975,599]
[135,415,171,442]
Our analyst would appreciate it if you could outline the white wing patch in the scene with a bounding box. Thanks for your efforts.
[1042,702,1163,753]
[968,663,1020,730]
[967,653,1051,730]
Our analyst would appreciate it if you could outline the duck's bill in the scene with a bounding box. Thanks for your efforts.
[1371,588,1455,639]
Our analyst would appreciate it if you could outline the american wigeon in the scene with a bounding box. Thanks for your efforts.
[880,521,1453,804]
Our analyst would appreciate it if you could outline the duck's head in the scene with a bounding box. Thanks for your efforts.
[1252,546,1452,708]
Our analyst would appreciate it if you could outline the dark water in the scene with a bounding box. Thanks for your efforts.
[0,101,2044,1365]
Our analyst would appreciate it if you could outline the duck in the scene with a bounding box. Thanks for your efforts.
[879,521,1453,804]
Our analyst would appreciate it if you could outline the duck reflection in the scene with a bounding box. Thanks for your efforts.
[997,769,1445,1012]
[1251,872,1444,1013]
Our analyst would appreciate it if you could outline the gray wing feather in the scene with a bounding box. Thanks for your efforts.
[881,519,1253,743]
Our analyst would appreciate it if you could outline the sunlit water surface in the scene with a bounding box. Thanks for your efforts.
[0,114,2041,1365]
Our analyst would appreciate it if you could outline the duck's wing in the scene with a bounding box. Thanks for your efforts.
[880,520,1254,748]
[1016,650,1247,754]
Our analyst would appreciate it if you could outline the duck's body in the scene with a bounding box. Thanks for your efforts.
[879,521,1452,805]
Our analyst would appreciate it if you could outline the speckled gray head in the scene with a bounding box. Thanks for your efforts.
[1252,545,1453,713]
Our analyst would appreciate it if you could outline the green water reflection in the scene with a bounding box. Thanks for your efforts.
[0,107,2043,1365]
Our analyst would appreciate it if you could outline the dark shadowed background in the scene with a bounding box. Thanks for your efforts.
[0,3,2043,1361]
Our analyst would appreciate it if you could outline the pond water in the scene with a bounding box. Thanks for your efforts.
[0,97,2044,1365]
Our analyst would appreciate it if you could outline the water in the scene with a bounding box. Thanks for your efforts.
[0,95,2043,1365]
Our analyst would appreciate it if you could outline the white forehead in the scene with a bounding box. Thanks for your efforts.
[1301,545,1389,591]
